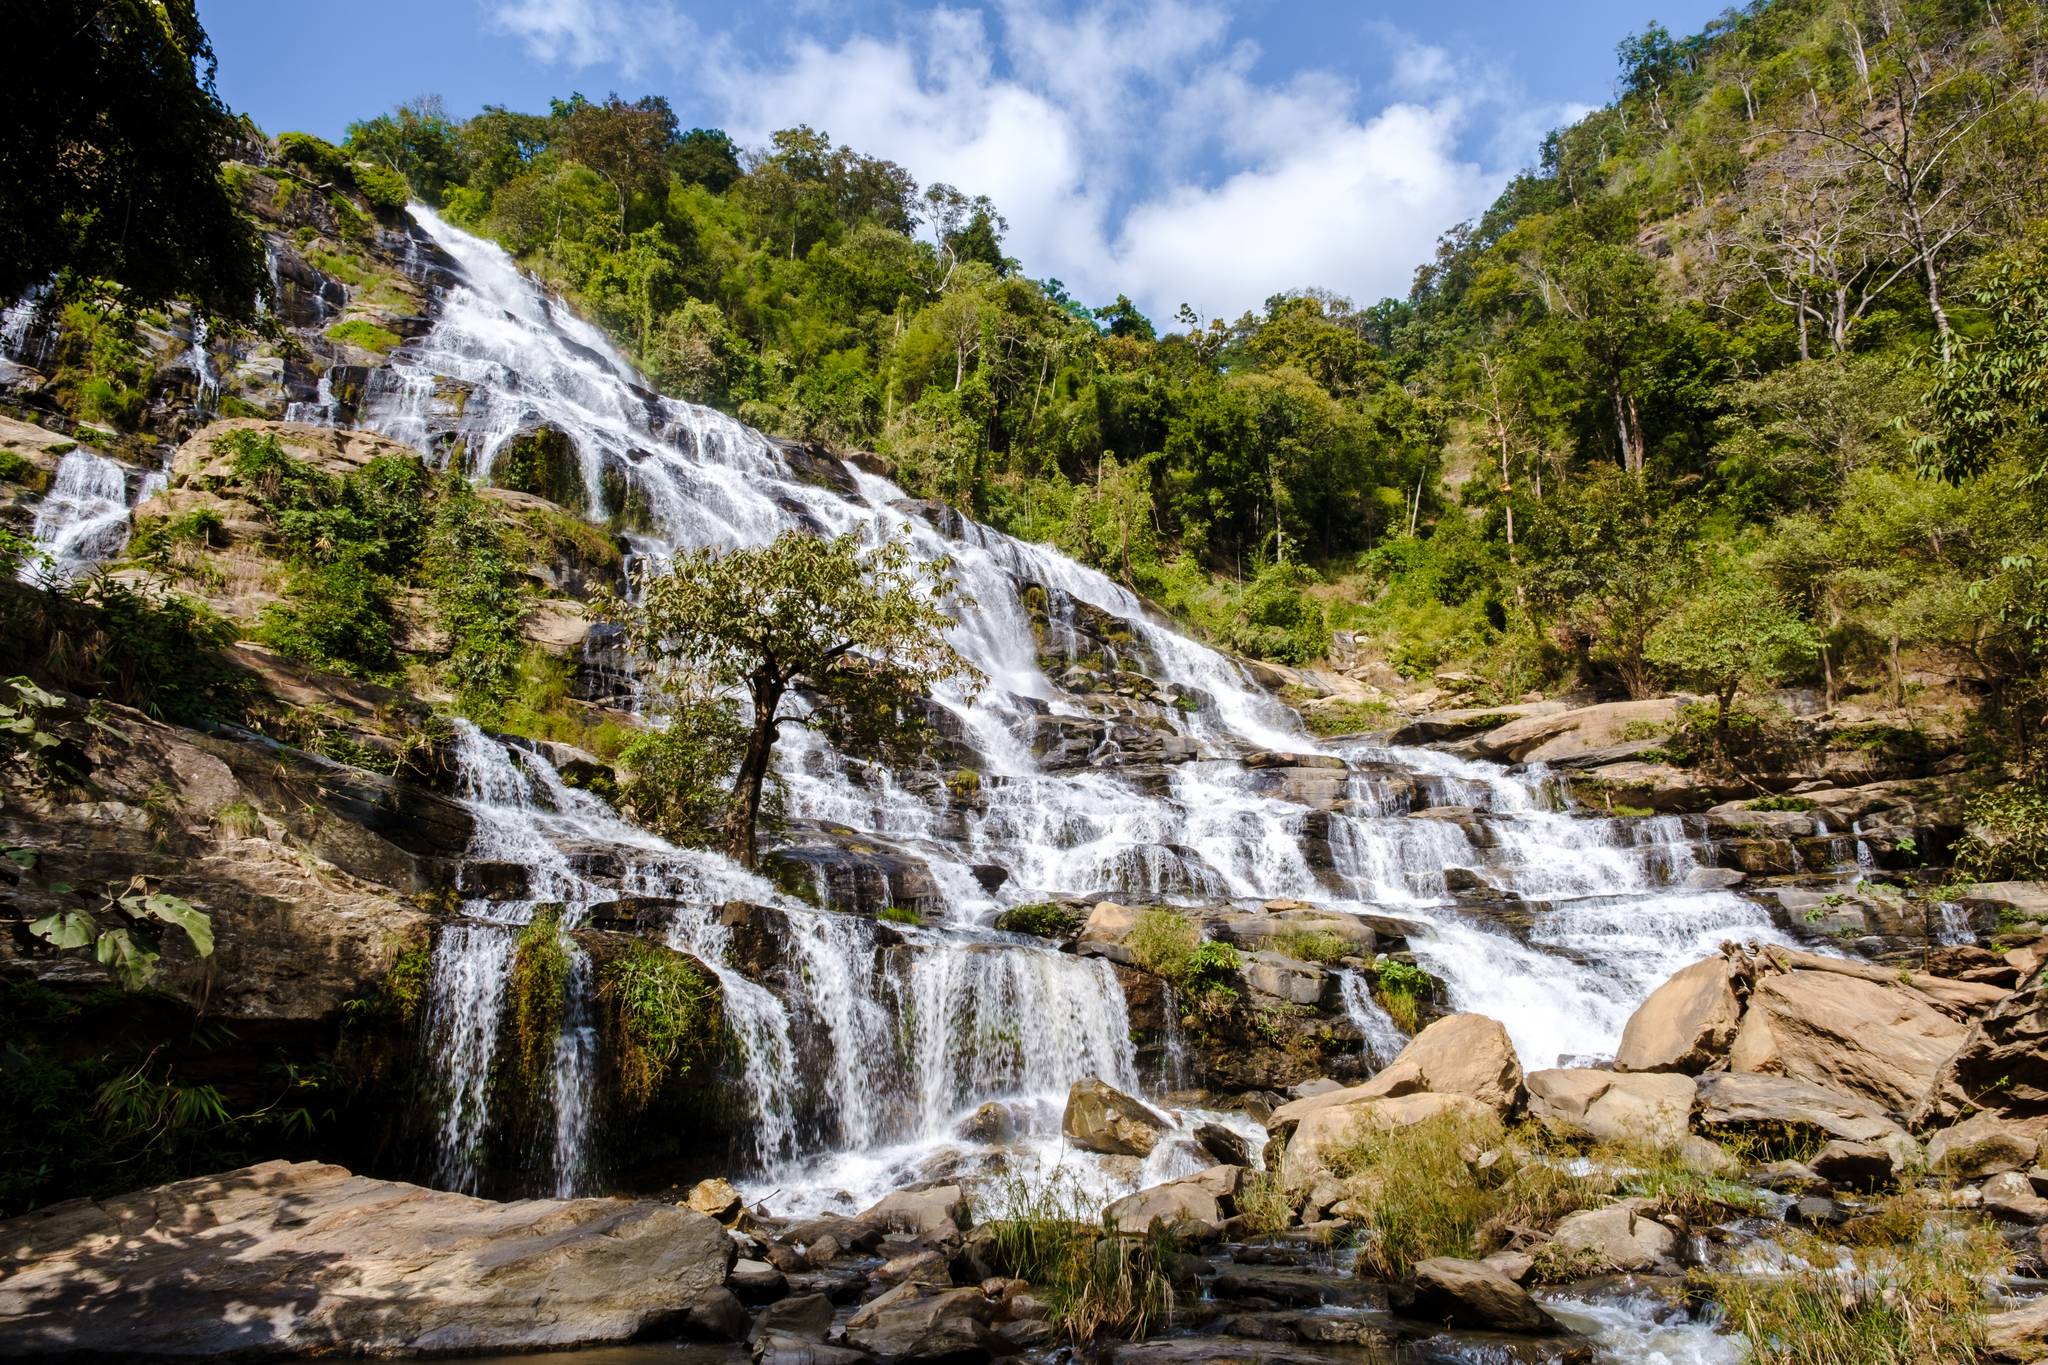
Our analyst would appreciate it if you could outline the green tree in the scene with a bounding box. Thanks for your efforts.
[1,0,264,320]
[1646,562,1818,731]
[623,530,980,867]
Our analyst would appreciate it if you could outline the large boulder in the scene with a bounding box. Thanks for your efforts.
[1076,901,1141,965]
[843,1282,1000,1361]
[1692,1072,1918,1169]
[1915,981,2048,1134]
[1614,955,1743,1073]
[1240,951,1330,1006]
[1405,1256,1562,1334]
[1524,1068,1696,1147]
[0,1160,733,1358]
[1727,967,1979,1115]
[1269,1014,1522,1136]
[1278,1091,1493,1194]
[1063,1077,1172,1157]
[1548,1202,1680,1274]
[1470,698,1682,765]
[1103,1166,1243,1237]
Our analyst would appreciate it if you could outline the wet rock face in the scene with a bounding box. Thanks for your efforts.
[0,1160,735,1358]
[1063,1076,1173,1157]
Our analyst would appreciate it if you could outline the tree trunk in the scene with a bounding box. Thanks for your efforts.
[724,674,786,869]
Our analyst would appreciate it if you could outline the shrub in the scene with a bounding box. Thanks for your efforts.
[1303,698,1393,737]
[213,800,263,838]
[426,475,522,714]
[1127,910,1240,1003]
[260,551,397,678]
[1953,786,2048,882]
[349,161,411,215]
[1700,1192,2011,1364]
[1327,1109,1600,1278]
[324,319,401,354]
[275,131,352,184]
[995,902,1082,939]
[617,702,746,847]
[1746,794,1816,812]
[1222,561,1331,665]
[31,575,246,723]
[597,943,721,1111]
[503,912,569,1106]
[981,1170,1179,1344]
[1367,956,1433,1033]
[1270,929,1352,964]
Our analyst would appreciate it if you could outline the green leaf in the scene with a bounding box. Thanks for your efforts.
[27,910,97,950]
[141,893,214,957]
[95,928,160,989]
[3,846,35,869]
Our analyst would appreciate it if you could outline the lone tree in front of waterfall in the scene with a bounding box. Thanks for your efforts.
[621,528,980,869]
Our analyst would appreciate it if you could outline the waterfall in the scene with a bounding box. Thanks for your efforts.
[11,203,1824,1205]
[1336,970,1409,1069]
[22,448,133,583]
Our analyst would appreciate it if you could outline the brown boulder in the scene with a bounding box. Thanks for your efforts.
[1915,981,2048,1134]
[1063,1077,1171,1157]
[0,1160,733,1358]
[1727,968,1975,1115]
[1524,1068,1696,1147]
[1614,956,1743,1073]
[1406,1256,1562,1334]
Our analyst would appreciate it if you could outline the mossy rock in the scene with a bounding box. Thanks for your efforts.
[491,426,586,514]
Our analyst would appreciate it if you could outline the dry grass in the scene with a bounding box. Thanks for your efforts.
[1701,1191,2012,1365]
[1326,1109,1605,1278]
[980,1169,1180,1345]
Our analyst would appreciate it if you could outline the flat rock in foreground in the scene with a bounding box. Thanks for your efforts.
[0,1160,734,1359]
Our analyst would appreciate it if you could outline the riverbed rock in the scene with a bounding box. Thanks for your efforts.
[0,1160,734,1358]
[1104,1165,1243,1237]
[1692,1071,1917,1168]
[1727,964,1988,1114]
[1524,1068,1696,1147]
[1351,1012,1524,1117]
[1983,1293,2048,1361]
[1807,1140,1896,1191]
[1926,1113,2040,1178]
[856,1185,970,1241]
[843,1282,999,1361]
[1076,901,1141,964]
[687,1177,743,1221]
[1064,1076,1172,1157]
[1404,1256,1561,1334]
[1548,1202,1680,1274]
[1614,955,1743,1073]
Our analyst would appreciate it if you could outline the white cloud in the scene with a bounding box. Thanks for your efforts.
[482,0,1570,320]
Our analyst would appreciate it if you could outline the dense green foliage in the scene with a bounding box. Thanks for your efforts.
[334,1,2048,782]
[596,942,721,1111]
[1,1,265,320]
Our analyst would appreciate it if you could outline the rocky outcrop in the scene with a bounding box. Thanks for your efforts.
[1915,980,2048,1134]
[1387,702,1565,747]
[1726,962,1987,1115]
[1403,1256,1561,1334]
[1524,1068,1695,1147]
[0,1160,733,1358]
[1063,1077,1172,1157]
[1692,1071,1917,1168]
[843,1282,1001,1361]
[1469,698,1681,765]
[856,1185,970,1240]
[1613,955,1744,1073]
[1924,1113,2040,1177]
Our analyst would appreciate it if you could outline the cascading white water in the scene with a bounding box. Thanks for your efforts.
[84,203,1804,1205]
[1336,969,1409,1068]
[22,448,133,583]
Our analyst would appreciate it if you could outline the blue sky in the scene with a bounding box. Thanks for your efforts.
[198,1,1726,318]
